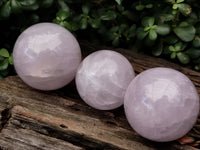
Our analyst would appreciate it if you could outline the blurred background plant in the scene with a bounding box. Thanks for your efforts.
[0,0,200,79]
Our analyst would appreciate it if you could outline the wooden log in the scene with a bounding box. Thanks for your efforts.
[0,125,84,150]
[0,41,199,150]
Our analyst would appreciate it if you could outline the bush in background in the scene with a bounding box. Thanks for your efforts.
[0,0,200,78]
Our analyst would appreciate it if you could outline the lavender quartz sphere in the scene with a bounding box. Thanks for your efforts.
[76,50,135,110]
[13,23,81,90]
[124,67,199,142]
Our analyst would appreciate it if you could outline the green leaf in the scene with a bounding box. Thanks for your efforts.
[170,52,177,59]
[192,36,200,48]
[40,0,54,8]
[174,42,182,51]
[137,28,148,40]
[89,18,101,29]
[151,25,157,30]
[70,22,79,31]
[115,0,122,5]
[165,0,174,3]
[0,48,9,58]
[112,37,120,47]
[195,65,200,71]
[59,21,71,31]
[158,14,174,23]
[0,56,4,61]
[20,2,39,11]
[130,24,137,31]
[169,45,176,51]
[177,0,184,3]
[18,0,39,11]
[119,24,128,34]
[11,0,22,14]
[82,3,90,15]
[179,21,189,27]
[177,3,191,16]
[100,11,117,20]
[110,26,119,33]
[56,19,63,25]
[9,55,13,65]
[149,29,157,40]
[172,10,177,15]
[142,17,149,27]
[0,1,11,19]
[19,0,37,6]
[152,41,163,56]
[174,24,196,42]
[186,48,200,59]
[80,18,87,29]
[56,11,69,20]
[145,4,153,9]
[177,52,190,64]
[144,27,150,31]
[127,24,136,38]
[57,0,70,12]
[0,59,9,70]
[186,12,198,25]
[173,4,178,9]
[142,17,154,27]
[156,24,170,35]
[148,17,155,26]
[135,5,144,11]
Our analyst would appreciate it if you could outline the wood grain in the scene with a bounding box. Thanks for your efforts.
[0,41,199,150]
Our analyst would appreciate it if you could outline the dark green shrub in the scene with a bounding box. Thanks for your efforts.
[0,0,200,78]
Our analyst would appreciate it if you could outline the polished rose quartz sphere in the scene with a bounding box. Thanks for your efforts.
[76,50,135,110]
[124,67,199,142]
[13,23,81,90]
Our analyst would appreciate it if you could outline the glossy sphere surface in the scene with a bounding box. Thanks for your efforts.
[124,67,199,142]
[76,50,135,110]
[13,23,81,90]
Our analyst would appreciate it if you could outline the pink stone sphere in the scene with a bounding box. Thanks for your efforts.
[13,23,81,90]
[75,50,135,110]
[124,67,199,142]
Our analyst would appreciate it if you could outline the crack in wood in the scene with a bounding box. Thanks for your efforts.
[11,115,125,150]
[0,107,12,133]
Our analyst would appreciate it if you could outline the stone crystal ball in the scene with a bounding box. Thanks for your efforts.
[76,50,135,110]
[124,67,199,142]
[13,23,81,90]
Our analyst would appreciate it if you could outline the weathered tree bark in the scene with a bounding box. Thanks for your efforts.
[0,41,199,150]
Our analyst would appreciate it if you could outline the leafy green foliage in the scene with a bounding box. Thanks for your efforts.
[115,0,123,5]
[0,48,9,57]
[0,1,11,19]
[0,0,200,79]
[174,22,196,42]
[0,48,13,78]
